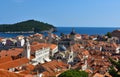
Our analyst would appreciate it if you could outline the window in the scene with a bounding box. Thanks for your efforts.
[70,56,72,58]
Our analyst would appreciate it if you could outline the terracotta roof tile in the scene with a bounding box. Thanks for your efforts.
[93,73,104,77]
[33,33,43,37]
[0,57,29,70]
[0,56,12,64]
[75,34,81,37]
[0,69,23,77]
[25,64,35,71]
[41,60,68,72]
[0,48,23,57]
[0,38,4,42]
[49,44,57,50]
[23,74,33,77]
[35,60,68,77]
[31,43,49,52]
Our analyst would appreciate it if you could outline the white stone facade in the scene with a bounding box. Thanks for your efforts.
[31,47,51,65]
[51,46,58,57]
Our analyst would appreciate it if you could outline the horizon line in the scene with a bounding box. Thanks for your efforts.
[56,26,120,28]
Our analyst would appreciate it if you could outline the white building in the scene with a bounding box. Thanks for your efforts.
[30,42,51,65]
[49,44,58,57]
[23,39,53,66]
[16,35,25,47]
[75,34,82,40]
[81,60,87,71]
[1,38,7,45]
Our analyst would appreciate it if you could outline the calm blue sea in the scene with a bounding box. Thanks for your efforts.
[0,27,119,38]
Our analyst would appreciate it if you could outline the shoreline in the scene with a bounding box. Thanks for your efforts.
[4,31,34,33]
[0,28,56,34]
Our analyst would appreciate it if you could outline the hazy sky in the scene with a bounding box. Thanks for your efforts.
[0,0,120,27]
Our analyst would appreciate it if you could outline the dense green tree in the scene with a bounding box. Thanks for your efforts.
[0,20,55,32]
[60,33,64,36]
[105,32,112,38]
[58,69,88,77]
[109,58,120,77]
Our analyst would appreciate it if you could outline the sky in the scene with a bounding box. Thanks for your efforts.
[0,0,120,27]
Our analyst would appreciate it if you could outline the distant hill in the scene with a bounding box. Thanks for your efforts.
[0,20,56,33]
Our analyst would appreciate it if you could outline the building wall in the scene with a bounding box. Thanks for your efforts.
[32,47,50,65]
[51,46,58,57]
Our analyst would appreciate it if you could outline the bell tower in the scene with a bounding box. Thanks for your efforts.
[67,47,74,64]
[23,38,31,59]
[70,28,76,40]
[48,32,52,43]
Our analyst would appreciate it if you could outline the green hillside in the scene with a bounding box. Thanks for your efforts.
[0,20,55,33]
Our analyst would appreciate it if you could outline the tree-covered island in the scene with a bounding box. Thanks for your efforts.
[0,20,56,33]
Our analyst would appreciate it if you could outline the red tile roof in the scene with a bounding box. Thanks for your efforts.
[0,57,29,70]
[93,73,104,77]
[75,34,81,37]
[25,64,35,71]
[0,69,23,77]
[41,60,68,72]
[0,56,12,64]
[49,44,57,50]
[31,43,49,52]
[35,60,68,77]
[0,38,4,42]
[33,33,43,37]
[0,48,23,57]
